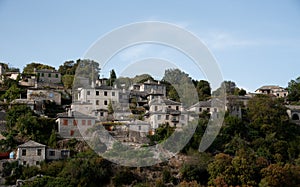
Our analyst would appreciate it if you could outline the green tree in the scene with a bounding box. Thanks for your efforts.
[213,80,237,96]
[62,74,74,89]
[22,62,55,74]
[287,76,300,102]
[162,69,198,106]
[195,80,211,101]
[58,60,78,75]
[1,84,21,102]
[247,94,289,139]
[107,69,117,86]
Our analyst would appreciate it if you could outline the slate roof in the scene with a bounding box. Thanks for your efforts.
[256,85,285,91]
[57,111,96,119]
[18,140,46,148]
[149,98,181,106]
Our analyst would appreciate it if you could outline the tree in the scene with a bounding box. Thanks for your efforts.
[58,60,78,75]
[247,94,289,139]
[22,62,55,74]
[196,80,211,101]
[107,69,117,86]
[213,80,237,96]
[62,74,74,89]
[1,84,21,102]
[287,76,300,102]
[162,69,198,106]
[73,59,100,88]
[260,163,300,187]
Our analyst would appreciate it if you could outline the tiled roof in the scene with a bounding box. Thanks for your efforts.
[18,140,45,148]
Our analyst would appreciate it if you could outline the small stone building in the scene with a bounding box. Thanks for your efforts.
[16,140,46,166]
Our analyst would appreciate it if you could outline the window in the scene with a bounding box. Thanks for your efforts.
[199,108,202,112]
[154,106,158,111]
[61,150,69,157]
[70,130,74,136]
[23,161,27,165]
[104,91,108,96]
[158,115,161,120]
[104,100,108,105]
[41,73,44,77]
[48,73,51,77]
[36,161,40,165]
[112,92,115,96]
[87,120,92,125]
[55,74,59,78]
[207,108,210,111]
[214,108,217,112]
[100,112,104,117]
[138,126,141,131]
[82,120,86,125]
[63,119,68,126]
[37,73,40,77]
[37,149,42,156]
[96,100,99,105]
[22,149,26,156]
[49,151,55,156]
[166,115,169,120]
[96,91,99,96]
[87,91,90,95]
[176,106,179,110]
[95,112,98,116]
[73,120,77,126]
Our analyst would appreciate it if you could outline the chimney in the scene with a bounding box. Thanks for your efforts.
[68,109,72,117]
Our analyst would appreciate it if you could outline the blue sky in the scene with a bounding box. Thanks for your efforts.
[0,0,299,92]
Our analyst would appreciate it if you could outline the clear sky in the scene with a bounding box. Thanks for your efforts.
[1,0,299,92]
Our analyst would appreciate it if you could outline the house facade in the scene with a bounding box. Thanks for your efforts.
[255,85,288,98]
[56,110,97,139]
[147,98,189,129]
[130,80,166,97]
[35,69,61,84]
[27,89,61,105]
[16,140,46,166]
[16,140,70,167]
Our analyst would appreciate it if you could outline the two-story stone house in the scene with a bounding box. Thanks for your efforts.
[56,110,97,139]
[16,140,70,167]
[147,98,189,129]
[130,80,166,97]
[16,140,46,166]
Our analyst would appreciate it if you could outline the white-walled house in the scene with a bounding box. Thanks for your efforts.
[255,85,288,98]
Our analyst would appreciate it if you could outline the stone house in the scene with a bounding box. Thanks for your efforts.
[255,85,288,98]
[16,140,70,167]
[35,69,61,84]
[16,140,46,166]
[130,80,166,97]
[56,110,97,139]
[127,120,151,143]
[74,85,131,121]
[27,88,61,105]
[147,98,189,129]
